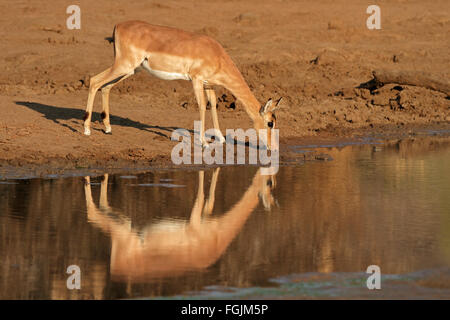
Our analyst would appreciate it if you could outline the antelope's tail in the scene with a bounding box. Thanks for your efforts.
[104,25,117,57]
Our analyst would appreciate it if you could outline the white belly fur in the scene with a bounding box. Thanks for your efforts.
[141,59,191,81]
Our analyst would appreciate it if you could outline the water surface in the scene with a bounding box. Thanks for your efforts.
[0,136,449,299]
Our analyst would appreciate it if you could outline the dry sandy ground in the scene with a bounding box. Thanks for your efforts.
[0,0,449,173]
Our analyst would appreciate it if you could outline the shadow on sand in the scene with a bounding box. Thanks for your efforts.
[15,101,188,138]
[15,101,262,149]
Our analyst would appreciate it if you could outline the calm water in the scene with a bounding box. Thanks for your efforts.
[0,136,449,299]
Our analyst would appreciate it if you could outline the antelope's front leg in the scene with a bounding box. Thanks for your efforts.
[205,88,226,144]
[192,79,208,148]
[190,170,205,228]
[203,167,220,215]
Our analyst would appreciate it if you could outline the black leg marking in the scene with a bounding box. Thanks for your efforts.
[101,111,106,121]
[83,112,90,121]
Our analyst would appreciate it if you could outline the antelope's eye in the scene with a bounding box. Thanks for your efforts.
[268,121,274,128]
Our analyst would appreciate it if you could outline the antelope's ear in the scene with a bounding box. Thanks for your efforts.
[270,97,283,112]
[276,97,283,106]
[260,98,273,115]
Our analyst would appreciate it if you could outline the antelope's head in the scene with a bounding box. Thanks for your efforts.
[257,97,282,150]
[259,172,277,211]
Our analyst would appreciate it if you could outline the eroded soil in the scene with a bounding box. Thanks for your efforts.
[0,0,449,175]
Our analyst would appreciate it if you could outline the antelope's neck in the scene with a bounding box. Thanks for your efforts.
[220,67,261,122]
[235,85,261,121]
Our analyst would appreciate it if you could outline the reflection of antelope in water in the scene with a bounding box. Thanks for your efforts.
[84,168,276,281]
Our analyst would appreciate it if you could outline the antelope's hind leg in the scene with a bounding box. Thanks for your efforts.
[83,65,133,136]
[101,73,132,134]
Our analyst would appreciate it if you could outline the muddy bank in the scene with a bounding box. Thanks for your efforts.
[1,128,449,180]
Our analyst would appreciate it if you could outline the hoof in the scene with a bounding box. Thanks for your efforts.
[216,135,226,144]
[104,128,112,135]
[202,141,210,149]
[84,128,91,136]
